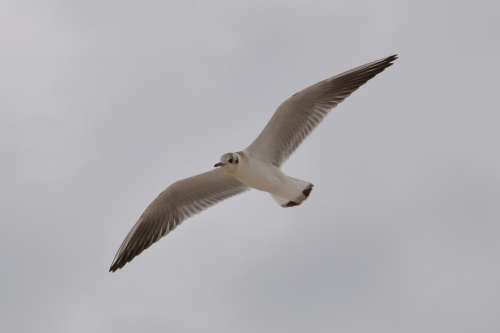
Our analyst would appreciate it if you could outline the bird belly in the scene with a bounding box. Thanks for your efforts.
[232,158,309,202]
[233,159,284,193]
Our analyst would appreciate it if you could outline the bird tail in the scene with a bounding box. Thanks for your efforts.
[271,180,314,208]
[271,194,292,206]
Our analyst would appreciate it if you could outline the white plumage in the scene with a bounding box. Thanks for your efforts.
[110,55,397,271]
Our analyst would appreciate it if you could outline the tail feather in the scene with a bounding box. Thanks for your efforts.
[271,194,292,206]
[271,183,314,208]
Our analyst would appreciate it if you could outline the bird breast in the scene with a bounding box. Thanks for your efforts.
[230,154,285,193]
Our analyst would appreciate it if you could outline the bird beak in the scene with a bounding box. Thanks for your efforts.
[213,162,225,168]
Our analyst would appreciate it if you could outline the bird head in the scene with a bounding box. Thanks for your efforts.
[214,152,239,168]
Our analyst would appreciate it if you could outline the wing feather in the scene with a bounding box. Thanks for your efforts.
[109,168,247,271]
[246,55,397,166]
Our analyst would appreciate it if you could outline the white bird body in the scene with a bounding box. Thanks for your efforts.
[109,55,397,271]
[226,151,312,206]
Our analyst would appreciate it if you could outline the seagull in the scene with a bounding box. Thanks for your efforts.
[109,54,397,272]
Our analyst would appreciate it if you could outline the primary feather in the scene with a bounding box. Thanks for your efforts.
[109,169,247,271]
[246,55,397,166]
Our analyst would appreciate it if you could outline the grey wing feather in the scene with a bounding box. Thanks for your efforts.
[109,168,247,271]
[246,55,397,166]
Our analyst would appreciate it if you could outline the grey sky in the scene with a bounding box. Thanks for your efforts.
[1,0,499,332]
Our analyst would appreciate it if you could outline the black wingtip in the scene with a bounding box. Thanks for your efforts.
[383,54,398,66]
[109,256,126,272]
[356,53,398,79]
[375,54,398,69]
[109,258,128,272]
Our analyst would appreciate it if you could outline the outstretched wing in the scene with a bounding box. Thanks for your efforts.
[246,55,397,166]
[110,168,248,271]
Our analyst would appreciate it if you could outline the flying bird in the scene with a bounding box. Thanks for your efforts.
[109,55,397,272]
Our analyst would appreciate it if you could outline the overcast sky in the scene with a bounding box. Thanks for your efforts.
[1,0,499,332]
